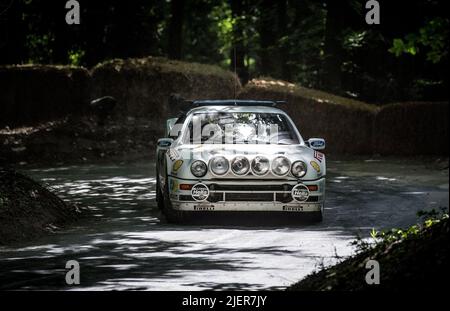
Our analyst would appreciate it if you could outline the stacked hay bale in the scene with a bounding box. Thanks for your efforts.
[374,102,449,155]
[90,57,240,134]
[0,61,447,157]
[239,79,378,155]
[0,65,90,127]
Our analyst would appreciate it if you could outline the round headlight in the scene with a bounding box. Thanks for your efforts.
[271,156,291,176]
[251,156,270,176]
[231,156,250,175]
[210,156,229,175]
[190,160,207,177]
[291,161,308,178]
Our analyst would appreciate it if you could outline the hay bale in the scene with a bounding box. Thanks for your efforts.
[239,79,378,155]
[375,102,449,155]
[90,57,241,132]
[0,65,91,127]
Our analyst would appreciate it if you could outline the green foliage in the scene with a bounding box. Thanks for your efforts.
[352,208,449,253]
[183,1,229,65]
[68,49,85,66]
[390,37,417,57]
[280,1,326,87]
[343,30,368,50]
[371,209,448,245]
[25,33,54,64]
[389,17,449,64]
[213,2,234,64]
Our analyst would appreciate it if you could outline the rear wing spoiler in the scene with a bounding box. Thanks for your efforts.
[187,100,287,107]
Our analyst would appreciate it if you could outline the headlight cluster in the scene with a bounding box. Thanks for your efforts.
[291,160,308,178]
[210,156,229,175]
[199,155,308,178]
[231,156,250,175]
[190,160,207,177]
[271,156,291,176]
[251,156,270,176]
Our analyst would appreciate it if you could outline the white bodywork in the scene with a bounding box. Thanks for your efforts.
[156,104,326,215]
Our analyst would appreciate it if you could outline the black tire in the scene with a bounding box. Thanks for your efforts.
[156,174,165,211]
[310,211,323,222]
[308,204,324,222]
[161,174,185,224]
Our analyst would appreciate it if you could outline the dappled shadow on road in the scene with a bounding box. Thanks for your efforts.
[325,163,449,232]
[0,216,354,290]
[2,159,446,290]
[0,162,353,290]
[0,238,250,290]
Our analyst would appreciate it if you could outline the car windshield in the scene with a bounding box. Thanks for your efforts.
[183,112,300,145]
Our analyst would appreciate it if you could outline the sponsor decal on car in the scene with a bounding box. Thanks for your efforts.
[172,159,183,172]
[283,206,304,212]
[191,183,209,201]
[314,150,324,163]
[310,140,325,149]
[170,179,179,192]
[194,205,215,211]
[310,160,321,173]
[291,184,310,202]
[167,149,180,161]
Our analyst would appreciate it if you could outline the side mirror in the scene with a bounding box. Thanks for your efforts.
[157,138,174,148]
[307,138,325,150]
[165,118,178,137]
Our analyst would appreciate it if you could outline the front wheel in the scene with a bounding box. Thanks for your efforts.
[162,177,185,223]
[156,176,165,210]
[308,204,324,222]
[309,211,323,222]
[155,165,165,210]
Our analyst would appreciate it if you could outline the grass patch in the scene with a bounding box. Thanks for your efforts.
[288,210,449,291]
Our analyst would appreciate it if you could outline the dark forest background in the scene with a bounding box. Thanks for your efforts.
[0,0,448,104]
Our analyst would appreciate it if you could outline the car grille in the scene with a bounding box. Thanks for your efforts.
[177,184,320,203]
[225,192,274,202]
[209,184,294,192]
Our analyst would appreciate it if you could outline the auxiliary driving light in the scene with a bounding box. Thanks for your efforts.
[291,161,308,178]
[190,160,207,177]
[231,156,250,175]
[251,156,270,176]
[210,156,229,175]
[271,156,291,176]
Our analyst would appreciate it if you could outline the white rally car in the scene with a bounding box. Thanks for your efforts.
[156,100,326,223]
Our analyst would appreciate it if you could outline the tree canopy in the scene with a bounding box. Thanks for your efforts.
[1,0,448,103]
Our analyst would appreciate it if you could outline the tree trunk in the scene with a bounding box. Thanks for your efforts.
[167,0,185,60]
[322,0,346,93]
[83,1,108,66]
[230,0,248,84]
[259,0,278,77]
[277,0,289,80]
[0,0,26,64]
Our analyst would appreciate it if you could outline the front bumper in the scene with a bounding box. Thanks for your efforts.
[167,177,326,213]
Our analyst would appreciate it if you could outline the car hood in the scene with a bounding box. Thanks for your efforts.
[176,143,310,158]
[167,144,326,181]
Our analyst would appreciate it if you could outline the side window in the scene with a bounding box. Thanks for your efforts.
[168,114,186,139]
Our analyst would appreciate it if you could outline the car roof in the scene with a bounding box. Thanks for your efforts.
[188,105,286,114]
[187,100,287,114]
[192,99,279,107]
